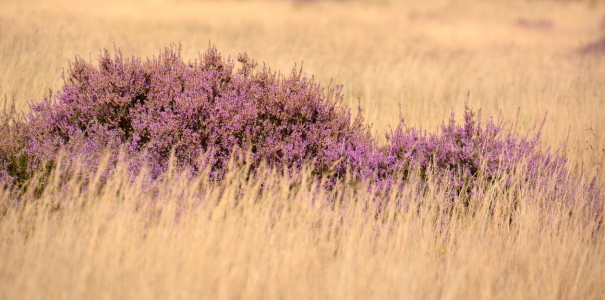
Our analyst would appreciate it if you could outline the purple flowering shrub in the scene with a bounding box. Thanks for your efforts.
[382,108,573,201]
[0,44,601,211]
[8,45,375,184]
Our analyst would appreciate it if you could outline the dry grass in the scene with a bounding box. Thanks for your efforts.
[1,0,605,298]
[1,158,604,299]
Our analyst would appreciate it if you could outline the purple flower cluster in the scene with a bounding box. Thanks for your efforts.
[0,44,601,208]
[382,108,570,200]
[8,45,375,183]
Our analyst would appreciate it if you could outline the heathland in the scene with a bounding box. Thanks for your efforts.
[1,0,604,299]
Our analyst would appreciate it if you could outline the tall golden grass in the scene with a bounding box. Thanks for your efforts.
[1,0,604,298]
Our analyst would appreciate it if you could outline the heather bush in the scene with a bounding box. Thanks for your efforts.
[0,44,600,213]
[381,107,602,216]
[382,107,569,201]
[7,44,375,186]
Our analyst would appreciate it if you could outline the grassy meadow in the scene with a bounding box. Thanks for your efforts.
[1,0,605,298]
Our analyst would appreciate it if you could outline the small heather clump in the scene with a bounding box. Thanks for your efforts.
[382,108,571,201]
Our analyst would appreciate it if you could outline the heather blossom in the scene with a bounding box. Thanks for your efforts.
[6,44,375,185]
[382,107,573,202]
[0,44,601,212]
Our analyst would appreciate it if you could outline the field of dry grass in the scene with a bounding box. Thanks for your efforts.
[1,0,605,298]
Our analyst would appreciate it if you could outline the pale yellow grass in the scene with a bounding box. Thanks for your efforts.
[1,157,603,299]
[1,0,605,298]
